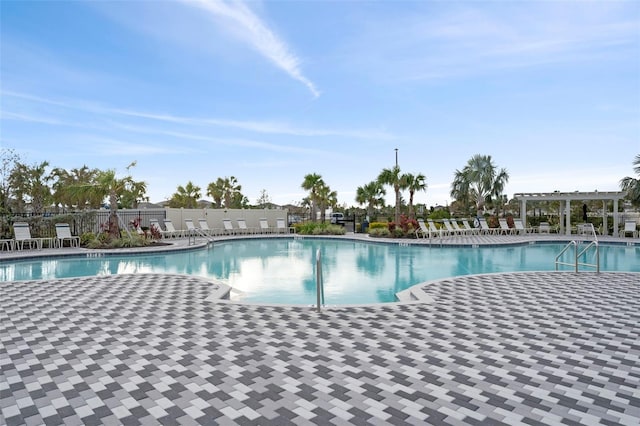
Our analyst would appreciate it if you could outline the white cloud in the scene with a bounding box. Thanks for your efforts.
[186,0,320,97]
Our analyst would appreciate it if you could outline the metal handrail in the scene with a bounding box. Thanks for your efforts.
[577,241,600,272]
[555,240,578,272]
[315,249,325,312]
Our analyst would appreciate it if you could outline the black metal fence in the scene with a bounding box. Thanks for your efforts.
[1,209,166,239]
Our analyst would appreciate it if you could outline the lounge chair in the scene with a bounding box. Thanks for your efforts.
[462,220,481,235]
[13,222,51,250]
[276,218,294,234]
[259,218,272,234]
[427,219,447,237]
[54,223,80,248]
[449,219,470,235]
[198,219,218,236]
[498,218,514,235]
[222,219,237,235]
[538,222,551,234]
[621,220,638,238]
[415,219,430,238]
[442,218,463,236]
[184,219,200,236]
[477,218,497,235]
[237,219,255,234]
[513,219,533,235]
[150,219,169,239]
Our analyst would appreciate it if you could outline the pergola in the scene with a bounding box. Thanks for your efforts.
[513,191,627,237]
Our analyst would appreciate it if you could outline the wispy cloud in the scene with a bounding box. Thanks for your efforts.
[2,91,392,139]
[186,0,320,98]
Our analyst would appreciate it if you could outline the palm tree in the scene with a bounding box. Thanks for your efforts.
[620,154,640,206]
[8,160,52,214]
[355,181,386,220]
[450,154,509,217]
[52,166,101,210]
[68,162,145,237]
[169,181,201,209]
[377,165,403,224]
[403,173,427,219]
[316,183,337,222]
[301,173,324,221]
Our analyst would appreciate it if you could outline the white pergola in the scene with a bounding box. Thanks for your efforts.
[513,191,627,237]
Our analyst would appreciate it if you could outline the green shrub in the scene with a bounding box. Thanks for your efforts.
[296,222,345,235]
[80,232,96,246]
[368,227,390,237]
[368,222,388,230]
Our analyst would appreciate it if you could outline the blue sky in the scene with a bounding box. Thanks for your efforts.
[1,1,639,207]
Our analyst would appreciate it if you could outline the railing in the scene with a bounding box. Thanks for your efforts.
[555,223,600,272]
[315,249,325,312]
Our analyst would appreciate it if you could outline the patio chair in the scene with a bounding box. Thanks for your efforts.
[259,218,273,234]
[462,220,481,235]
[13,222,51,250]
[427,219,447,237]
[184,219,200,237]
[55,223,80,248]
[498,218,514,235]
[237,219,255,234]
[442,218,463,236]
[222,219,237,235]
[415,219,430,238]
[198,219,217,236]
[621,220,638,238]
[513,219,533,235]
[538,222,551,234]
[477,217,497,235]
[276,218,294,234]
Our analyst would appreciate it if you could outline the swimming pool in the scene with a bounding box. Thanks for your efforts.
[1,238,638,304]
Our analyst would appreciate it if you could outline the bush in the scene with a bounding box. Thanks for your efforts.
[368,222,388,230]
[368,227,390,237]
[296,222,345,235]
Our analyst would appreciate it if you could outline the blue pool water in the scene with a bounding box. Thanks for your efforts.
[1,239,638,304]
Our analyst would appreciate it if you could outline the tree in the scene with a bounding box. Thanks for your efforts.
[0,148,21,213]
[355,181,386,220]
[620,154,640,206]
[403,173,427,219]
[169,181,201,209]
[256,189,272,209]
[301,173,324,221]
[8,160,52,214]
[316,182,337,222]
[450,154,509,217]
[207,176,245,208]
[51,166,101,210]
[377,165,403,224]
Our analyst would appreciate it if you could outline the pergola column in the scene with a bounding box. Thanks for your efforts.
[521,199,527,226]
[602,201,607,236]
[565,199,571,235]
[613,199,619,237]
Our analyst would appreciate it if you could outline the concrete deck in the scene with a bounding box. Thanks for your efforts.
[1,234,639,425]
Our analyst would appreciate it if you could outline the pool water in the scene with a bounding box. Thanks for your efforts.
[1,239,638,304]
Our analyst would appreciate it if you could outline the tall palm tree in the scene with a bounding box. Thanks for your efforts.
[8,160,52,215]
[52,166,100,210]
[68,162,145,237]
[377,165,403,224]
[316,183,337,222]
[301,173,324,221]
[450,154,509,217]
[355,181,386,220]
[169,181,201,209]
[450,169,472,215]
[620,154,640,206]
[403,173,427,219]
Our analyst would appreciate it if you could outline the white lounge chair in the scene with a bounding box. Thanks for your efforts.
[513,219,533,235]
[276,218,294,234]
[13,222,50,250]
[498,218,514,235]
[415,219,430,238]
[237,219,254,234]
[197,219,218,236]
[259,218,272,234]
[477,218,497,235]
[462,220,480,235]
[538,222,551,234]
[222,219,237,235]
[442,218,463,236]
[184,219,200,236]
[427,219,447,237]
[55,223,80,248]
[621,220,638,238]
